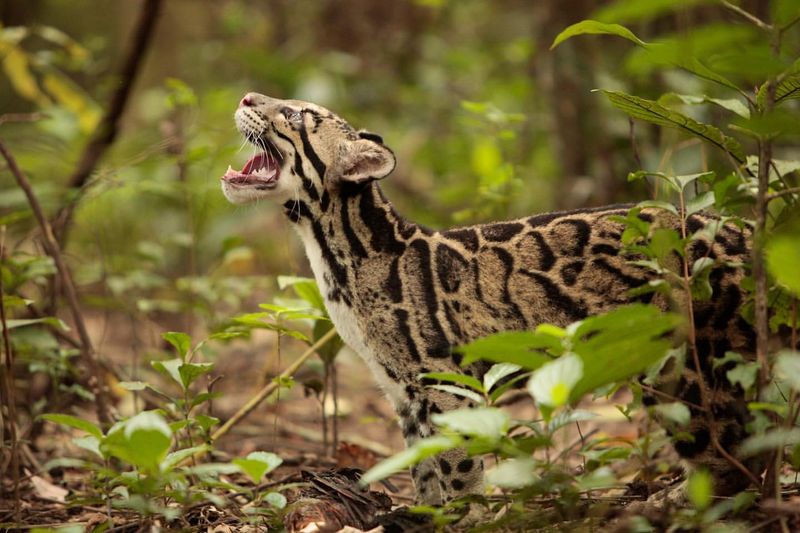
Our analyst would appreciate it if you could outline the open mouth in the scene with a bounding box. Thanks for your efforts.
[222,143,283,189]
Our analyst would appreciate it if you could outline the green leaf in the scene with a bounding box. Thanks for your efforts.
[178,362,214,389]
[278,275,326,312]
[420,371,484,392]
[686,191,715,216]
[661,93,750,119]
[775,74,800,104]
[162,331,192,360]
[551,20,646,50]
[457,330,555,368]
[653,402,691,426]
[0,317,70,332]
[162,445,209,470]
[233,451,283,483]
[775,351,800,391]
[151,358,184,389]
[195,414,220,432]
[597,90,745,163]
[73,435,103,458]
[483,363,522,393]
[427,384,485,405]
[360,435,459,485]
[726,362,759,392]
[570,305,683,400]
[687,470,713,510]
[767,234,800,297]
[104,411,172,471]
[431,407,509,439]
[485,458,537,488]
[265,492,287,509]
[636,200,678,215]
[527,353,584,408]
[739,428,800,458]
[40,413,103,439]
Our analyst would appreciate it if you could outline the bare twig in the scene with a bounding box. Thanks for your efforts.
[52,0,164,245]
[0,227,21,520]
[0,113,48,126]
[210,327,339,443]
[720,1,772,31]
[766,187,800,202]
[0,139,111,426]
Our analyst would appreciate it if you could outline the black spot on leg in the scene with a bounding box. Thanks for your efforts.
[457,459,474,473]
[439,458,452,475]
[451,478,465,491]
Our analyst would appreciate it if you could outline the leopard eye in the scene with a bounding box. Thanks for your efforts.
[281,107,303,124]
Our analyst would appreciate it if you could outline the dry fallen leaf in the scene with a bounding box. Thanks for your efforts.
[30,475,68,503]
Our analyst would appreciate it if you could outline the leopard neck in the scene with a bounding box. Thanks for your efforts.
[283,182,421,306]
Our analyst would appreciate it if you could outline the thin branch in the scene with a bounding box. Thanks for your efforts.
[0,227,21,519]
[766,187,800,202]
[720,1,772,31]
[0,139,111,426]
[52,0,163,245]
[210,327,339,443]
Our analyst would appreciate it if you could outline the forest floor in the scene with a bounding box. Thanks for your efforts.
[1,312,789,531]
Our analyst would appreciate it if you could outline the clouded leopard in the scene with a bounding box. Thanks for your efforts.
[221,93,759,504]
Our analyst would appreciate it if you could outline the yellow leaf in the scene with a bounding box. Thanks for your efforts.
[42,72,100,133]
[1,46,50,105]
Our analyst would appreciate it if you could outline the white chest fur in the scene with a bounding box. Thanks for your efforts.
[294,225,408,408]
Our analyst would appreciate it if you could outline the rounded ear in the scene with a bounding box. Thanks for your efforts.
[338,136,396,184]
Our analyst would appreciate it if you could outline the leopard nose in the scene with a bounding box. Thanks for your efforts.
[239,94,255,107]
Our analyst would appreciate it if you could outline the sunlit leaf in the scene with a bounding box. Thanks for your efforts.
[767,234,800,297]
[457,330,555,368]
[483,363,522,393]
[233,451,283,483]
[265,492,287,509]
[551,20,646,50]
[774,351,800,391]
[597,90,745,163]
[420,371,484,392]
[485,458,537,488]
[527,353,583,408]
[432,407,509,439]
[360,435,459,485]
[163,331,192,360]
[40,413,103,439]
[427,384,485,405]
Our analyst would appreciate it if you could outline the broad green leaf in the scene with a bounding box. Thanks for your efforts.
[278,275,326,312]
[162,445,209,470]
[431,407,509,439]
[598,90,745,163]
[483,363,522,393]
[661,93,750,119]
[162,331,192,360]
[178,362,214,389]
[151,358,184,388]
[313,319,343,364]
[265,492,287,509]
[570,305,683,400]
[73,435,102,458]
[774,351,800,391]
[195,414,220,432]
[105,411,172,471]
[420,371,484,392]
[458,330,555,368]
[775,74,800,104]
[739,428,800,458]
[767,234,800,297]
[551,20,646,50]
[233,451,283,483]
[40,413,103,439]
[485,458,537,488]
[653,402,690,427]
[687,470,713,510]
[593,0,715,24]
[726,362,759,392]
[527,354,583,408]
[546,409,598,433]
[636,200,677,215]
[360,435,459,485]
[428,384,485,405]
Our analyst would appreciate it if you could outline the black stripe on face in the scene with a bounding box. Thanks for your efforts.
[299,126,327,182]
[340,196,368,258]
[273,129,320,201]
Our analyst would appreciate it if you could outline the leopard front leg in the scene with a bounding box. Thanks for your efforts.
[399,388,485,504]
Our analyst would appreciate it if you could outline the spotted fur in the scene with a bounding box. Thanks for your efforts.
[222,93,759,503]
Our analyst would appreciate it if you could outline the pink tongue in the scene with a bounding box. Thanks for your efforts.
[242,153,267,174]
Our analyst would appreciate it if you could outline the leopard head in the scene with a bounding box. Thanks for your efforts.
[221,93,396,213]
